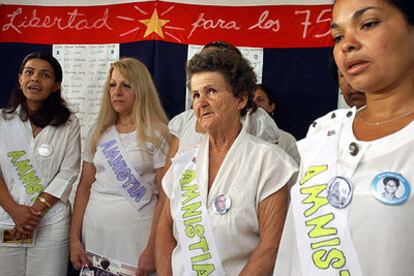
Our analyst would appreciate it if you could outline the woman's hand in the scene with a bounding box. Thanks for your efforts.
[136,247,156,276]
[9,204,41,237]
[8,226,35,241]
[70,238,88,270]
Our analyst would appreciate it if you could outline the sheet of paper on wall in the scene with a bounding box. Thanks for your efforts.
[53,44,120,151]
[185,44,263,110]
[53,44,119,205]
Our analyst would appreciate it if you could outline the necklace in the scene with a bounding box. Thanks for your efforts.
[116,119,134,127]
[116,120,134,133]
[357,108,414,126]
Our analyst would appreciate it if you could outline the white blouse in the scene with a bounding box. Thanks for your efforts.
[83,127,167,196]
[0,109,81,226]
[169,108,300,164]
[274,108,414,276]
[163,128,298,274]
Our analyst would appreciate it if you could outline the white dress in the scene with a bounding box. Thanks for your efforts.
[0,108,81,276]
[82,128,167,266]
[163,127,298,275]
[274,108,414,276]
[0,109,81,226]
[169,108,300,164]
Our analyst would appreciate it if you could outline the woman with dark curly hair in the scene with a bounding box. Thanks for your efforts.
[0,52,81,275]
[155,48,298,275]
[274,0,414,275]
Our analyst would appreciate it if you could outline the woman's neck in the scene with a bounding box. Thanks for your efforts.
[209,120,242,154]
[363,79,414,120]
[116,114,133,126]
[116,114,134,133]
[26,100,41,114]
[353,81,414,141]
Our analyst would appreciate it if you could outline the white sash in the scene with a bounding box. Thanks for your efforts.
[291,126,363,276]
[95,126,155,214]
[172,148,226,276]
[0,116,61,223]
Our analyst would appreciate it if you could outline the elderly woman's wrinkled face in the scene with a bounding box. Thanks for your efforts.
[332,0,414,94]
[191,71,247,134]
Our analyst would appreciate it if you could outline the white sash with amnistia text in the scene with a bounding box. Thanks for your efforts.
[95,126,155,214]
[172,148,226,276]
[0,116,61,224]
[291,127,363,276]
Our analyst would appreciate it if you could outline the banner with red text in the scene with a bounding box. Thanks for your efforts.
[0,2,333,48]
[0,0,338,141]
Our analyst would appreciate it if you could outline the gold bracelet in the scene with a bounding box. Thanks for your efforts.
[38,196,52,208]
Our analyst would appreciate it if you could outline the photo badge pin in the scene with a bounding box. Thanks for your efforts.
[327,176,353,208]
[371,172,410,205]
[214,194,232,215]
[38,144,52,157]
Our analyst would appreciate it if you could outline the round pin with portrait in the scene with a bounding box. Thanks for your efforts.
[371,172,410,205]
[327,176,353,208]
[38,144,53,157]
[214,194,232,215]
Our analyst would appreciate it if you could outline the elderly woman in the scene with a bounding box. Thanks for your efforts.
[155,48,298,275]
[274,0,414,275]
[166,42,299,174]
[167,41,279,152]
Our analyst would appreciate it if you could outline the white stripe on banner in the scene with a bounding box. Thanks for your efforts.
[0,0,334,7]
[0,0,148,6]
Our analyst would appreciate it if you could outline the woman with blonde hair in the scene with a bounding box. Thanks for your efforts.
[70,57,170,275]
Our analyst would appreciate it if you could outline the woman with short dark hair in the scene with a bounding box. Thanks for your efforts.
[156,48,297,275]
